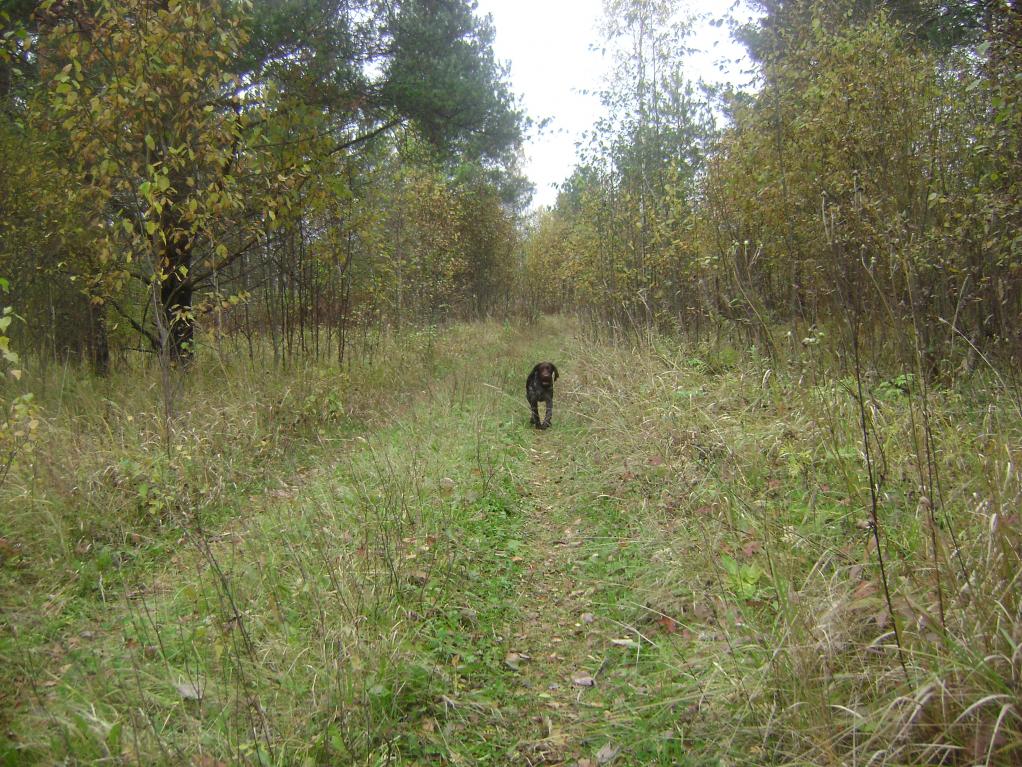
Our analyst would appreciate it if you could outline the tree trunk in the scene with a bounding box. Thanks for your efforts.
[160,243,194,361]
[88,300,110,375]
[155,170,195,361]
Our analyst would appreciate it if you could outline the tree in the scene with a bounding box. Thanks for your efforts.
[19,0,524,360]
[528,0,711,327]
[737,0,987,61]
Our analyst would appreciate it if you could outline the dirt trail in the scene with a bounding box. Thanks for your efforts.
[506,435,615,766]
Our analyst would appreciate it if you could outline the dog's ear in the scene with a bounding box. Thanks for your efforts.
[530,363,542,377]
[551,364,559,381]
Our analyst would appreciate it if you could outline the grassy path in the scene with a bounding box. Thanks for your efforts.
[0,319,774,764]
[429,334,699,765]
[506,437,605,765]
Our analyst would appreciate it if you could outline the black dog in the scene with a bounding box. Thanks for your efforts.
[526,362,559,429]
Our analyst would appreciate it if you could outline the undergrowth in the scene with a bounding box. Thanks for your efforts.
[1,317,1019,765]
[555,322,1022,765]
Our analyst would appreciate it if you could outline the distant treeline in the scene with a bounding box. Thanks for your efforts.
[524,0,1020,376]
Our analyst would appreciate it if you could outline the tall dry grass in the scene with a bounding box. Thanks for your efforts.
[558,320,1022,764]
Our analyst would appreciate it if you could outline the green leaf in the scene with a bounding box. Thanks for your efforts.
[106,722,123,752]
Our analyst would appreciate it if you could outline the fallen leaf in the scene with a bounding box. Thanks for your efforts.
[572,674,595,687]
[852,580,878,602]
[741,540,761,558]
[656,615,679,634]
[0,536,19,561]
[610,638,641,649]
[581,612,596,624]
[595,742,621,764]
[691,602,712,621]
[864,535,877,557]
[175,680,203,701]
[504,651,532,671]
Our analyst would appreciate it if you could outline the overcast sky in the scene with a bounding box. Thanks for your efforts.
[473,0,755,208]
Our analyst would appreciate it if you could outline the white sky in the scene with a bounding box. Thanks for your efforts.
[473,0,756,208]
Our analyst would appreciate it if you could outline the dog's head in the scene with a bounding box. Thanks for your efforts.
[533,362,559,387]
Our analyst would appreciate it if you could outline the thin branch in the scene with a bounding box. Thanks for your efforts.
[107,297,160,351]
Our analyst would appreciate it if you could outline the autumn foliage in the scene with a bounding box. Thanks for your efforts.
[526,0,1021,376]
[1,0,525,366]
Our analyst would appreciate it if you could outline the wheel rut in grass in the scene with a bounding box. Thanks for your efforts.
[506,428,615,765]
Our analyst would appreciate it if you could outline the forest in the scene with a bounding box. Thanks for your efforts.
[1,0,1020,764]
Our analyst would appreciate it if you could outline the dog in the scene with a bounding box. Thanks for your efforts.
[526,362,559,429]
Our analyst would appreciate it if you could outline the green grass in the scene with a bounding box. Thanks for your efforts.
[2,317,1021,764]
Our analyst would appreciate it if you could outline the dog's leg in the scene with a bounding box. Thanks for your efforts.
[530,398,541,427]
[542,395,553,429]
